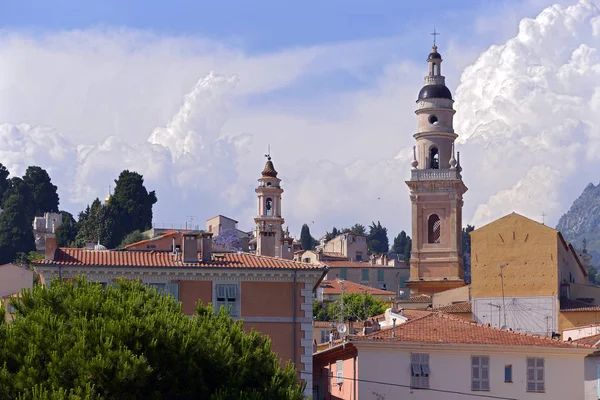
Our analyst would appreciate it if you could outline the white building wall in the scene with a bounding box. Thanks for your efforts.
[564,326,600,342]
[473,296,557,336]
[584,356,600,400]
[355,345,586,400]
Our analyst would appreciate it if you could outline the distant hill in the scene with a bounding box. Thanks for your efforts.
[556,182,600,265]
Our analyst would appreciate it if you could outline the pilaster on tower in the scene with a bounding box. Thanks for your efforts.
[254,154,285,258]
[404,44,468,296]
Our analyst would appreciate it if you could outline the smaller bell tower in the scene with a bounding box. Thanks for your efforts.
[255,152,285,257]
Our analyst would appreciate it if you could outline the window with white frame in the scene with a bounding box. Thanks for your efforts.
[410,353,430,389]
[336,360,344,384]
[146,281,179,301]
[526,357,544,393]
[471,356,490,391]
[215,284,239,316]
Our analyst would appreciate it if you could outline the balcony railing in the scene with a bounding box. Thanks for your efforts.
[410,168,461,181]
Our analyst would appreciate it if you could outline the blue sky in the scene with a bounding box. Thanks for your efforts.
[1,0,519,53]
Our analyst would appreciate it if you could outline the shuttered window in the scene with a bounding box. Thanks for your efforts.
[471,356,490,391]
[216,284,239,316]
[410,353,430,389]
[526,357,544,393]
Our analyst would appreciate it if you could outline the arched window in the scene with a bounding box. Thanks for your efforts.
[429,147,439,169]
[265,198,273,216]
[428,214,441,244]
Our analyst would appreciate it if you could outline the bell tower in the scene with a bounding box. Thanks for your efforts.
[404,41,468,295]
[255,152,285,257]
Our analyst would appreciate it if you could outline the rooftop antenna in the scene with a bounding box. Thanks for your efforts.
[499,264,508,326]
[541,212,547,225]
[431,26,440,46]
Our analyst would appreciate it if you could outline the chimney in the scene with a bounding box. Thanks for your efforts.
[240,236,250,252]
[182,233,199,263]
[45,234,57,261]
[200,232,213,262]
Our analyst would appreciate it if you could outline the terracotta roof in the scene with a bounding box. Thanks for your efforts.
[352,312,592,349]
[320,280,396,296]
[313,321,339,328]
[123,230,179,249]
[33,248,324,270]
[398,294,432,303]
[434,302,472,314]
[399,309,433,320]
[560,298,600,312]
[324,260,396,268]
[261,158,278,178]
[321,252,347,260]
[572,334,600,348]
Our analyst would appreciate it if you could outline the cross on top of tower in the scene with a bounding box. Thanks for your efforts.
[431,27,440,47]
[265,144,271,161]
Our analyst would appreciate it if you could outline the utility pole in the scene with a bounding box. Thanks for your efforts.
[340,280,345,325]
[499,264,508,326]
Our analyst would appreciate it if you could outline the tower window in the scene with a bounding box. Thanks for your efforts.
[266,198,273,216]
[428,115,439,125]
[428,214,441,244]
[266,182,272,187]
[429,147,439,169]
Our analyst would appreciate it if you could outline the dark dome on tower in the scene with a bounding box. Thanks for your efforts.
[262,157,278,178]
[428,52,442,60]
[418,84,452,100]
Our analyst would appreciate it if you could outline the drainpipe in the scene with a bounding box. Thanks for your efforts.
[292,268,297,372]
[353,355,357,400]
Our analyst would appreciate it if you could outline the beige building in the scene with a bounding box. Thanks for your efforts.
[471,212,600,336]
[315,279,396,304]
[205,215,249,239]
[0,263,33,297]
[404,44,467,296]
[320,233,368,261]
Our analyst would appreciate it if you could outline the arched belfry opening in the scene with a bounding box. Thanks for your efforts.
[428,214,441,244]
[429,147,439,169]
[265,198,273,216]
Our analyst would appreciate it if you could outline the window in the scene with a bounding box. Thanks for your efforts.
[505,365,512,383]
[357,237,365,243]
[411,353,430,389]
[265,198,273,216]
[428,115,439,125]
[321,330,331,343]
[428,214,441,244]
[216,284,239,316]
[147,282,179,301]
[146,245,156,249]
[526,357,544,393]
[336,360,344,384]
[361,269,369,281]
[471,356,490,391]
[377,269,385,281]
[429,147,439,169]
[340,268,347,280]
[356,252,363,261]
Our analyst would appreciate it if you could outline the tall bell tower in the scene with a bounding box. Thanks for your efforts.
[255,153,285,257]
[405,41,468,295]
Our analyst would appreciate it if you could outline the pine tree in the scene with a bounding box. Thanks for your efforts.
[23,166,60,216]
[392,231,408,254]
[350,223,366,235]
[403,236,412,264]
[55,211,78,247]
[0,277,305,399]
[0,192,36,264]
[0,163,9,208]
[367,221,389,254]
[300,224,313,251]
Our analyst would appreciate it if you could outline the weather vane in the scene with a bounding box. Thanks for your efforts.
[431,27,440,46]
[265,144,271,161]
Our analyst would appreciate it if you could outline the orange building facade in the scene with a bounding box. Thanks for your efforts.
[35,234,326,398]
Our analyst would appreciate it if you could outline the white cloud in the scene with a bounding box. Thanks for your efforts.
[3,0,600,242]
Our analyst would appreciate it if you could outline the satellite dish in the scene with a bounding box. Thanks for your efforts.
[337,324,347,334]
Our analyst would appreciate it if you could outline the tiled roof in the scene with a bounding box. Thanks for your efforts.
[398,309,433,320]
[33,248,325,270]
[352,313,592,348]
[320,280,396,296]
[313,321,339,328]
[324,260,397,268]
[560,298,600,312]
[124,230,179,249]
[572,334,600,348]
[434,302,472,314]
[398,294,432,303]
[321,252,348,260]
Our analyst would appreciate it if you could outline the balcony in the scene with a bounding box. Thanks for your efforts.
[410,168,461,181]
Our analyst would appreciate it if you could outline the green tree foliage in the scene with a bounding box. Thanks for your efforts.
[119,230,148,248]
[55,211,78,247]
[324,227,339,242]
[0,163,9,207]
[589,265,598,286]
[403,236,412,264]
[0,277,305,399]
[325,293,387,322]
[300,224,314,251]
[111,170,157,235]
[23,166,60,216]
[1,177,35,221]
[13,251,44,265]
[74,199,103,247]
[392,231,408,254]
[349,223,366,235]
[0,193,36,264]
[367,221,389,254]
[313,299,329,322]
